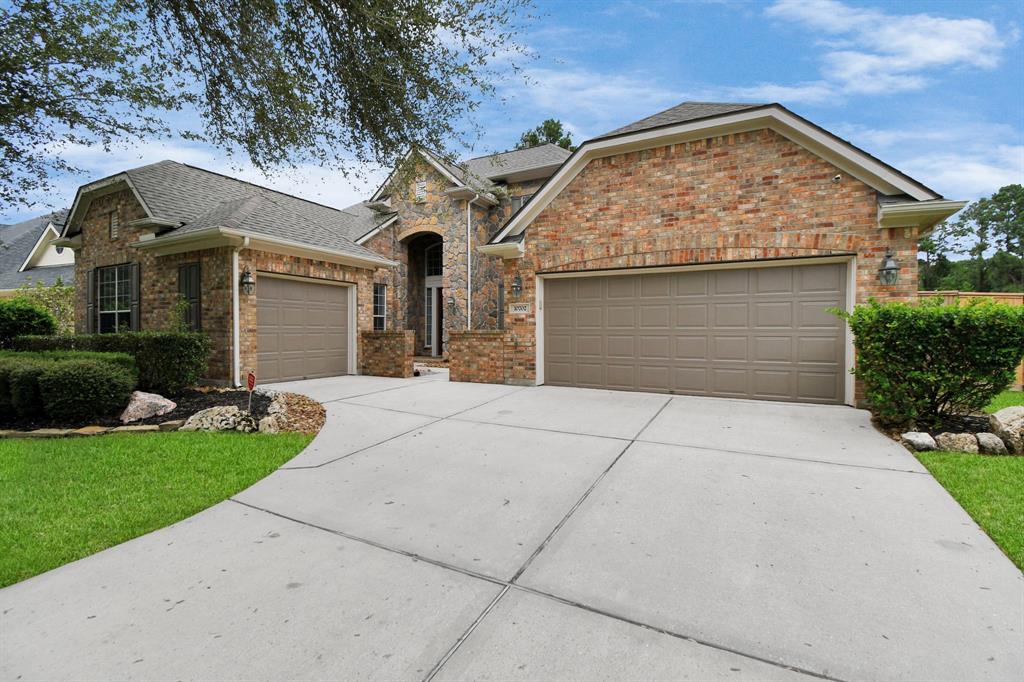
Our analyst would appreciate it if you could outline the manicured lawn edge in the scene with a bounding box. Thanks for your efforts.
[985,390,1024,414]
[916,450,1024,571]
[0,431,312,588]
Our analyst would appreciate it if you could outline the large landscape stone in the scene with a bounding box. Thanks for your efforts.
[976,432,1009,455]
[934,432,979,453]
[180,405,257,432]
[120,391,176,424]
[989,406,1024,454]
[901,431,936,451]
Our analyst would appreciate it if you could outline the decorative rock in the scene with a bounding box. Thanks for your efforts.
[934,432,979,453]
[989,406,1024,455]
[258,415,283,434]
[977,432,1009,455]
[159,419,185,432]
[120,391,177,424]
[255,387,279,399]
[111,424,160,433]
[180,405,241,432]
[75,425,110,436]
[25,428,75,438]
[901,432,937,451]
[235,413,258,433]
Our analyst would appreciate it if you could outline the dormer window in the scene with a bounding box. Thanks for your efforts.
[415,179,427,202]
[108,211,119,240]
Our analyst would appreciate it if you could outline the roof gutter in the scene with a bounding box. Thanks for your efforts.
[878,200,967,233]
[478,241,524,259]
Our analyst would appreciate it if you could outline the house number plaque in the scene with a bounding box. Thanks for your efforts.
[508,302,531,315]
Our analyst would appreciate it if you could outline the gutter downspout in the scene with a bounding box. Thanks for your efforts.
[467,194,479,330]
[231,236,250,387]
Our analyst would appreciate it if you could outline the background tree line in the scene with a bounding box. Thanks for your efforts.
[919,184,1023,292]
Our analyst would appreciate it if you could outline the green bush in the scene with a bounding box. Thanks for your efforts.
[38,360,135,422]
[9,361,47,418]
[839,299,1024,428]
[13,332,211,395]
[0,300,56,347]
[0,350,137,378]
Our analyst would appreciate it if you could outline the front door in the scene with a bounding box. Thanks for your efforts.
[425,284,443,357]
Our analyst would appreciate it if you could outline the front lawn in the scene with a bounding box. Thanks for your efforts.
[0,432,312,588]
[986,389,1024,414]
[917,451,1024,570]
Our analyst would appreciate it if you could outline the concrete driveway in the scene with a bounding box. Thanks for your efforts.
[2,373,1022,681]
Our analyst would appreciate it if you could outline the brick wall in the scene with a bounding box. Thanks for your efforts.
[360,330,415,378]
[500,128,918,384]
[448,330,507,384]
[73,188,233,381]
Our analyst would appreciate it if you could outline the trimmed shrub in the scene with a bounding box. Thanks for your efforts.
[839,299,1024,428]
[13,332,211,395]
[9,361,47,418]
[38,360,135,422]
[0,350,137,378]
[0,300,56,347]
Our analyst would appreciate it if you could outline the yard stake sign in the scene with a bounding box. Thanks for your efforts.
[247,372,256,412]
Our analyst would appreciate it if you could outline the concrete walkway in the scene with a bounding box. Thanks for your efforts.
[2,373,1022,681]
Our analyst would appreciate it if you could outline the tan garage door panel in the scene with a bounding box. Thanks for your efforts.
[257,276,349,383]
[544,263,847,404]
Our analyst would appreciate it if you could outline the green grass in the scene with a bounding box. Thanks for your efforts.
[986,390,1024,414]
[0,432,312,588]
[917,451,1024,570]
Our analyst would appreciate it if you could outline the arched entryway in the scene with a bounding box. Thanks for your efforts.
[405,233,444,356]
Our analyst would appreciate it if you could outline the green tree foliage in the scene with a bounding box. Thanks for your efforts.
[838,299,1024,429]
[920,185,1024,292]
[0,299,56,347]
[13,279,75,335]
[517,119,576,151]
[1,0,530,211]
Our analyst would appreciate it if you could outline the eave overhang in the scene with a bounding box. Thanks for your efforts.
[132,227,396,269]
[444,186,499,205]
[478,240,524,259]
[878,200,967,232]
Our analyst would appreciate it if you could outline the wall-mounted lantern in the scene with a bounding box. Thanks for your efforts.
[877,250,899,286]
[510,273,523,298]
[240,267,256,295]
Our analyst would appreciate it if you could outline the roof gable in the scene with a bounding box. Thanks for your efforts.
[490,103,945,245]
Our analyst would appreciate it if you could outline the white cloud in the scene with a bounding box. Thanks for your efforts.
[753,0,1011,101]
[727,81,835,105]
[899,145,1023,200]
[602,1,660,20]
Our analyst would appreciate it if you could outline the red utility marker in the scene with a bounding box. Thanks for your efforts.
[246,372,256,412]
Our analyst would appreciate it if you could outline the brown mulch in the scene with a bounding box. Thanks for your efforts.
[273,392,325,434]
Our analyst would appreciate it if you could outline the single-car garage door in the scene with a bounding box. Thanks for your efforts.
[544,262,848,404]
[257,276,350,383]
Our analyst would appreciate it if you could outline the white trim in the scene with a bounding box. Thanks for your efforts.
[18,223,69,272]
[492,105,942,245]
[478,241,524,259]
[371,148,465,202]
[257,272,358,376]
[878,200,967,230]
[63,173,156,237]
[355,215,399,245]
[231,239,247,387]
[535,255,855,404]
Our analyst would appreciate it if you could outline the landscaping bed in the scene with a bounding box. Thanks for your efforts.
[0,387,273,431]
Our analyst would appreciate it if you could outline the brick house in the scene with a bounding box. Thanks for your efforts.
[57,102,965,404]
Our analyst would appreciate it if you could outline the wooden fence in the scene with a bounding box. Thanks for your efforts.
[919,291,1024,390]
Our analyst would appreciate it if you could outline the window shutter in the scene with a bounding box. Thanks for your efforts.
[129,262,141,331]
[86,268,96,333]
[178,263,201,331]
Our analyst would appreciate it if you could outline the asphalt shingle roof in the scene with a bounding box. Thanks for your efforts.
[0,210,73,290]
[77,161,393,262]
[597,102,766,139]
[464,144,572,182]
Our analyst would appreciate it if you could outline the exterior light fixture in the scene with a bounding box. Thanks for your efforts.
[878,250,899,286]
[240,267,256,295]
[510,273,523,298]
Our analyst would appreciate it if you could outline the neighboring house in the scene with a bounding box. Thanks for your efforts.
[0,210,73,297]
[57,102,966,404]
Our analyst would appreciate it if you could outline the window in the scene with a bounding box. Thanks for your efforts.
[178,262,201,331]
[373,283,386,331]
[424,289,433,348]
[509,193,534,213]
[414,179,427,202]
[425,243,442,277]
[108,211,119,240]
[97,264,132,333]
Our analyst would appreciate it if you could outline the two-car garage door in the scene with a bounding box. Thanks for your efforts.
[257,276,350,383]
[543,262,848,404]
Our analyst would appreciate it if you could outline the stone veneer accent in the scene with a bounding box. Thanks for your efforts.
[448,330,507,384]
[360,330,415,378]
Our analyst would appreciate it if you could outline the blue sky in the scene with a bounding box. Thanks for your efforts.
[5,0,1023,223]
